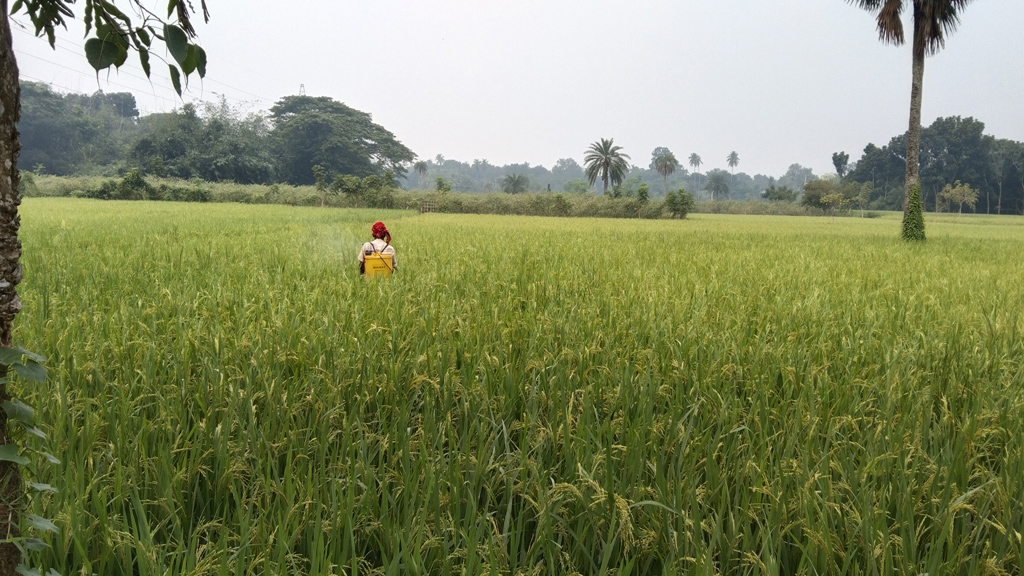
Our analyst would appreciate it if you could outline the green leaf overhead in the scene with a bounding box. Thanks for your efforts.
[136,26,151,47]
[84,38,121,71]
[163,23,189,65]
[138,46,151,77]
[194,45,207,77]
[180,44,197,76]
[168,64,182,96]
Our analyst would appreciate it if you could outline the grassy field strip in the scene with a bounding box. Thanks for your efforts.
[14,199,1024,575]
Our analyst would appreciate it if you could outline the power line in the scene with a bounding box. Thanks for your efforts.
[17,51,267,116]
[13,26,275,104]
[15,27,182,95]
[18,53,185,106]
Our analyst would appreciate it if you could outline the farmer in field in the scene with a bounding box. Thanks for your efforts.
[359,221,397,276]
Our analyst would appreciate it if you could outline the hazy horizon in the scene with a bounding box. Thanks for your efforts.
[11,1,1024,177]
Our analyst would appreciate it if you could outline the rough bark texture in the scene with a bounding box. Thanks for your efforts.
[0,3,23,573]
[904,40,925,215]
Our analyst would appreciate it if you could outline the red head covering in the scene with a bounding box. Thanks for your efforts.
[371,221,391,243]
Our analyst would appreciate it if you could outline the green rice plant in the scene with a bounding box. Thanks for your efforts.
[11,200,1024,575]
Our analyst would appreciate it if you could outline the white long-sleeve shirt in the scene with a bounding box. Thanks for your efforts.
[358,238,397,268]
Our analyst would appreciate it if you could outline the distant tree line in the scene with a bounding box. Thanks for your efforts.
[18,82,1024,214]
[843,116,1024,215]
[410,151,818,201]
[19,81,815,198]
[19,82,414,186]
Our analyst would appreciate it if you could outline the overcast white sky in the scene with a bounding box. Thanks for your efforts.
[11,1,1024,176]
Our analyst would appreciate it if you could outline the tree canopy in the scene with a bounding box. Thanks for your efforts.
[705,169,730,200]
[499,173,529,194]
[270,96,415,185]
[18,81,138,174]
[652,149,679,195]
[847,116,1024,214]
[130,100,276,184]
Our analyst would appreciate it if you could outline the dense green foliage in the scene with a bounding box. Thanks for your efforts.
[704,169,730,200]
[20,173,880,219]
[17,83,414,187]
[847,116,1024,214]
[269,96,415,185]
[663,188,695,218]
[17,81,1024,213]
[801,178,860,210]
[499,173,530,195]
[18,82,139,175]
[901,184,926,241]
[17,82,828,202]
[81,169,211,202]
[761,183,798,203]
[131,101,276,184]
[16,201,1024,575]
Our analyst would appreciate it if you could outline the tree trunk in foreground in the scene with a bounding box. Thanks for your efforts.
[903,40,925,215]
[0,3,24,573]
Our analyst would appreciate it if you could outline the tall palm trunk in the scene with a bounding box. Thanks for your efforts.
[903,38,925,214]
[0,4,24,573]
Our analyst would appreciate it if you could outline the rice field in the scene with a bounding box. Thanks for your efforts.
[14,198,1024,575]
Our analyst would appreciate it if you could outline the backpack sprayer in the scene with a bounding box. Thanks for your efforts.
[363,222,395,278]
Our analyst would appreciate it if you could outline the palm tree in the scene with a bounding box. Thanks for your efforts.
[727,151,739,180]
[413,160,428,188]
[499,173,530,194]
[706,169,730,200]
[688,153,703,190]
[584,138,631,195]
[849,0,973,214]
[653,151,679,196]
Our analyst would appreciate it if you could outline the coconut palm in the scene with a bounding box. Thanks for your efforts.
[499,173,530,194]
[688,153,703,190]
[584,138,631,195]
[706,169,730,200]
[653,151,680,195]
[727,151,739,180]
[848,0,973,214]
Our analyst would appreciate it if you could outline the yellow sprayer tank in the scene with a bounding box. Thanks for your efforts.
[364,253,394,278]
